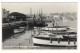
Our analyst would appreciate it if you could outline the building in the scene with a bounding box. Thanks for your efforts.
[8,12,27,21]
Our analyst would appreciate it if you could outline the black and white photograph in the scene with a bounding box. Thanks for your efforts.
[2,2,77,49]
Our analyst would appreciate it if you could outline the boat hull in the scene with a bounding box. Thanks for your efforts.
[34,36,77,41]
[34,43,77,47]
[33,37,77,47]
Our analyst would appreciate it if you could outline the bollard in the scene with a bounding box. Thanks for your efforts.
[19,44,21,48]
[50,38,52,43]
[74,40,76,44]
[68,40,70,44]
[58,38,60,43]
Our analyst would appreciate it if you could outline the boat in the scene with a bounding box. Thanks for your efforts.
[32,27,77,47]
[32,9,77,48]
[14,27,26,34]
[63,30,77,40]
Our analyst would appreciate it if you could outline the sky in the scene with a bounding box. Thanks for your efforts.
[2,2,77,14]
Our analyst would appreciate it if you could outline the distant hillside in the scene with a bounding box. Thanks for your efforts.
[50,12,77,21]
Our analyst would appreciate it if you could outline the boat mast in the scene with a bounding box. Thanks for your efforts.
[28,8,32,32]
[56,19,57,35]
[30,8,32,18]
[40,8,43,21]
[41,8,43,15]
[61,14,63,27]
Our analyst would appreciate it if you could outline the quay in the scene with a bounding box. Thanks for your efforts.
[2,21,27,41]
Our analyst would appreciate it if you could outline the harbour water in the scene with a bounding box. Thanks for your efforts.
[2,20,77,49]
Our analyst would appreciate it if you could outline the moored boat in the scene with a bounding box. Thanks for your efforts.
[14,27,26,34]
[32,27,77,47]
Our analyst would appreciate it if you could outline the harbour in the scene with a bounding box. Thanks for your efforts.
[2,20,77,49]
[2,3,77,49]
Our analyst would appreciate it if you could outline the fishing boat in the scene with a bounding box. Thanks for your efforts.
[32,27,77,47]
[32,23,77,48]
[63,30,77,40]
[32,9,77,48]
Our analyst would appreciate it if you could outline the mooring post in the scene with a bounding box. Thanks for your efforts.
[58,38,60,43]
[74,40,76,44]
[50,37,52,43]
[68,39,70,44]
